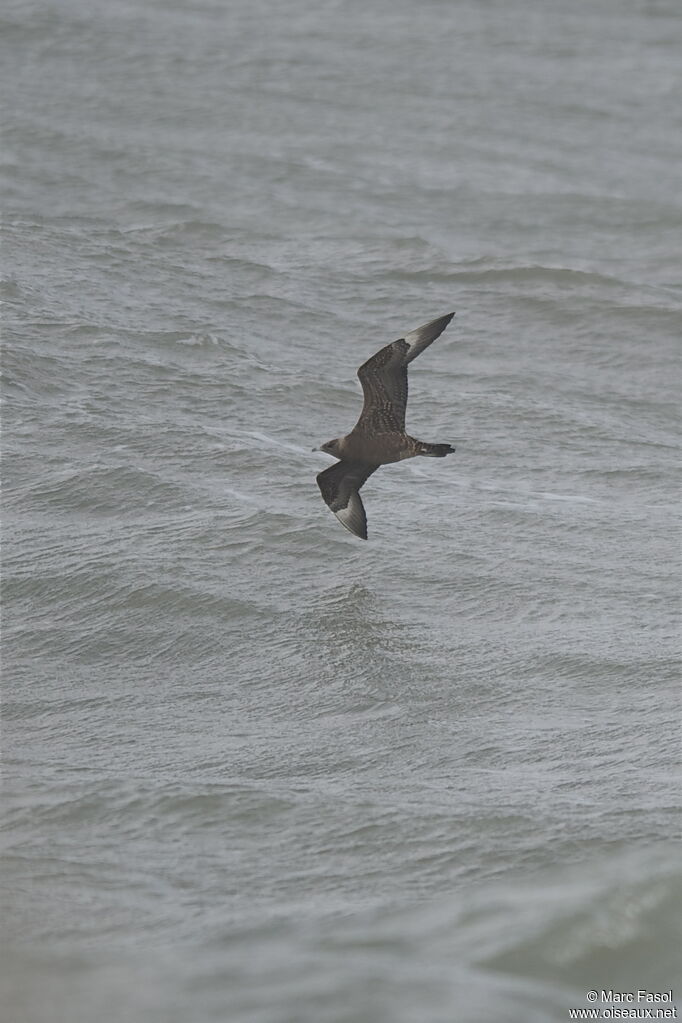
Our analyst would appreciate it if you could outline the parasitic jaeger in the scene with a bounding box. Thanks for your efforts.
[314,312,456,539]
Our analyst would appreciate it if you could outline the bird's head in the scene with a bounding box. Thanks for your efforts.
[314,438,342,457]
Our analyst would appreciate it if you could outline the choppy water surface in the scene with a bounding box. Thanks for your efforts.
[2,0,681,1020]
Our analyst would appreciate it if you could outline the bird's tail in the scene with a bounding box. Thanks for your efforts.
[416,442,455,457]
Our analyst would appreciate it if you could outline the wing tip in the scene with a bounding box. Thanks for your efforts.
[334,505,368,540]
[414,311,456,338]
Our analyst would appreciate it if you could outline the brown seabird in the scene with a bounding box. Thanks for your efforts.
[315,312,456,539]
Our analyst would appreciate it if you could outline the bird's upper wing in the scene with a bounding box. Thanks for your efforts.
[354,313,454,434]
[316,460,380,540]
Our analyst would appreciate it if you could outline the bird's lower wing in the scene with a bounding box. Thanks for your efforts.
[316,461,380,540]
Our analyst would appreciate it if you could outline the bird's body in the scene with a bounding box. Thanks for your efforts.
[329,430,417,465]
[315,312,456,539]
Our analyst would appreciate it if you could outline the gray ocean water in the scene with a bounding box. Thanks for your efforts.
[2,0,681,1020]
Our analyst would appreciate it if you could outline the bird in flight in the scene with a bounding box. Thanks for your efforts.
[315,312,456,539]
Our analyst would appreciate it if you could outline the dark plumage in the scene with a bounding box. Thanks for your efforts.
[315,313,456,539]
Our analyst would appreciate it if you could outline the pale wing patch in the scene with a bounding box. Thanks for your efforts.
[403,312,455,362]
[333,490,368,540]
